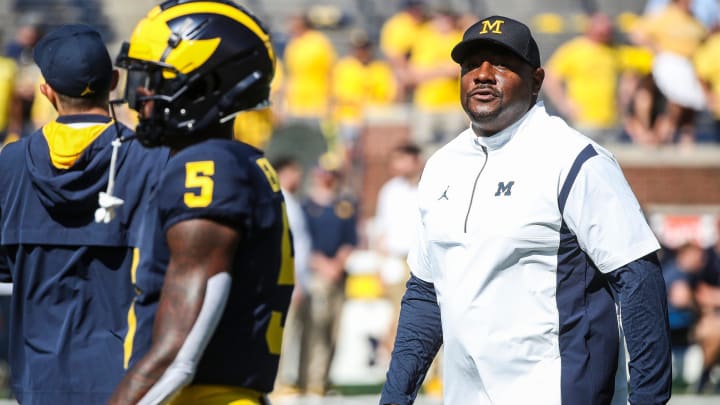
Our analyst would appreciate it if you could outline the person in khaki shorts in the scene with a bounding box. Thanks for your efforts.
[299,161,358,395]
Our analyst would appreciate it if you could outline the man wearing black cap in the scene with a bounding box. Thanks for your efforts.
[0,24,166,404]
[380,16,671,405]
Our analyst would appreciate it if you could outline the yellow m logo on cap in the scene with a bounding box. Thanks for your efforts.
[480,19,505,34]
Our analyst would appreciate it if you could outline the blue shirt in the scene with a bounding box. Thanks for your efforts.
[302,196,358,257]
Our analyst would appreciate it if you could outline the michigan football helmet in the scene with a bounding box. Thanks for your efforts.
[116,0,275,147]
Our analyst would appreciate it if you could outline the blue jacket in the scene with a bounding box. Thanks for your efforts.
[0,114,167,404]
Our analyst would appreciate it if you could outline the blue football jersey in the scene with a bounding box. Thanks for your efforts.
[127,138,294,392]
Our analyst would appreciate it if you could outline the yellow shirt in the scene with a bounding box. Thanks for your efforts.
[380,11,422,60]
[0,57,17,132]
[634,4,706,57]
[331,56,397,124]
[31,82,57,129]
[616,45,654,75]
[233,108,274,150]
[409,25,462,110]
[694,33,720,118]
[232,59,285,150]
[546,37,619,128]
[271,58,284,96]
[283,30,336,118]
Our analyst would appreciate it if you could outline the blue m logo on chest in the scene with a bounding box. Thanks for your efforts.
[494,181,515,196]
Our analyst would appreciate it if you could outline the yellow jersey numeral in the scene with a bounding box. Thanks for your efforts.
[255,157,281,192]
[184,161,215,208]
[264,203,295,355]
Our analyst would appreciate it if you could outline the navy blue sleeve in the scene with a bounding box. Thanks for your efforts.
[380,274,442,405]
[606,253,672,405]
[158,145,255,232]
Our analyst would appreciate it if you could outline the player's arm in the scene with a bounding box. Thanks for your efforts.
[379,274,442,405]
[109,218,239,405]
[605,253,671,405]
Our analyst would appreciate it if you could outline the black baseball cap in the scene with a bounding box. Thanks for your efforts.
[33,24,113,98]
[451,15,541,68]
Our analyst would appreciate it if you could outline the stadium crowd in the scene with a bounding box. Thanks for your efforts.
[0,0,718,401]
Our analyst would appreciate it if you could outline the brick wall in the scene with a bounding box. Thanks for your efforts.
[359,122,411,220]
[624,166,720,206]
[359,123,720,220]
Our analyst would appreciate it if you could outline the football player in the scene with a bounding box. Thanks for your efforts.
[108,1,293,404]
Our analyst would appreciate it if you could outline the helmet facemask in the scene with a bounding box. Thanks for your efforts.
[114,0,275,148]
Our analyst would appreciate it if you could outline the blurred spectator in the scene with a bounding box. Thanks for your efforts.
[273,156,312,395]
[406,7,465,149]
[694,284,720,393]
[632,0,707,74]
[276,156,311,297]
[6,16,45,140]
[373,143,423,358]
[4,14,42,63]
[663,237,720,393]
[232,107,275,150]
[0,57,17,147]
[331,29,397,165]
[279,13,336,126]
[643,0,720,31]
[456,11,481,32]
[694,30,720,142]
[29,80,56,131]
[298,157,358,395]
[621,74,675,145]
[663,242,706,381]
[379,0,427,100]
[630,0,708,144]
[695,233,720,393]
[544,13,623,143]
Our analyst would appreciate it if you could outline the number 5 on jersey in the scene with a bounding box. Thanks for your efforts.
[184,161,215,208]
[255,157,295,355]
